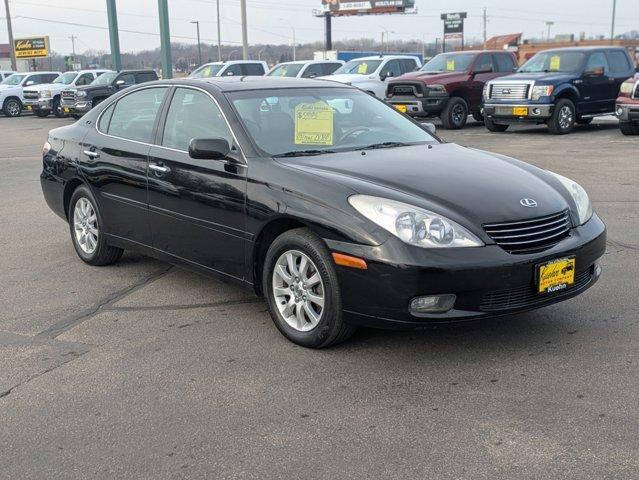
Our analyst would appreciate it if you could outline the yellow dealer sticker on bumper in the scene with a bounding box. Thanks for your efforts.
[538,257,576,294]
[294,101,333,145]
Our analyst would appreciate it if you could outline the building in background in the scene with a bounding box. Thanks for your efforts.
[0,44,11,70]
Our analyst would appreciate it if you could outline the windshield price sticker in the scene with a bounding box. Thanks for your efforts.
[357,62,368,74]
[294,102,334,145]
[446,59,456,71]
[549,55,561,71]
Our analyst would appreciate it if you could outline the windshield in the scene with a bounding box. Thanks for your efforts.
[519,51,585,73]
[1,74,25,85]
[90,71,117,85]
[53,72,78,84]
[228,87,437,157]
[190,64,224,78]
[420,53,475,73]
[268,63,305,77]
[333,59,383,75]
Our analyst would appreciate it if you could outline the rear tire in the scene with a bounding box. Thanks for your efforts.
[440,97,468,129]
[68,185,123,266]
[547,98,576,135]
[263,228,356,348]
[484,116,509,132]
[2,98,22,117]
[620,122,639,135]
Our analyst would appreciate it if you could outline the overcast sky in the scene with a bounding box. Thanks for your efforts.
[1,0,637,55]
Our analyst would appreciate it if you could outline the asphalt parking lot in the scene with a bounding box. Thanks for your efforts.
[1,114,637,479]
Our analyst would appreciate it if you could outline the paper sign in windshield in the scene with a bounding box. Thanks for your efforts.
[294,102,334,145]
[357,62,368,74]
[549,56,561,71]
[446,59,456,71]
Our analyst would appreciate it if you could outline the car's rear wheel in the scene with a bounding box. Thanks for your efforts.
[68,185,123,266]
[620,122,639,135]
[484,117,509,132]
[440,97,468,129]
[547,99,576,134]
[2,98,22,117]
[263,228,356,348]
[52,97,66,118]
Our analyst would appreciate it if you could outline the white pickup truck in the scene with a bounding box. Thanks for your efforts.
[0,71,60,117]
[22,70,108,118]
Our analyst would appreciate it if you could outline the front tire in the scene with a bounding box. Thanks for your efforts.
[68,185,123,266]
[547,99,576,135]
[484,116,509,132]
[440,97,468,129]
[620,122,639,135]
[263,228,356,348]
[2,98,22,117]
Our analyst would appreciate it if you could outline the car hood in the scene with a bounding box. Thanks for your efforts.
[277,143,571,229]
[0,84,19,92]
[493,72,575,84]
[23,82,59,92]
[322,73,377,84]
[74,84,112,94]
[392,71,467,83]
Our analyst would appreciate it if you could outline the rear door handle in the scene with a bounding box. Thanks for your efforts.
[149,163,170,174]
[83,150,99,159]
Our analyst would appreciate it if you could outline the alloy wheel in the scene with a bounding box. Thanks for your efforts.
[452,103,466,126]
[272,250,325,332]
[73,197,99,255]
[558,105,574,130]
[5,100,20,116]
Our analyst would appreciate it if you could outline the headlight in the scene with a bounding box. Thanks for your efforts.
[620,82,635,94]
[483,83,490,99]
[548,172,593,226]
[39,90,52,98]
[76,90,87,98]
[532,85,554,101]
[427,84,447,96]
[348,195,484,248]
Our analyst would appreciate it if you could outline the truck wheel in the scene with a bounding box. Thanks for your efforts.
[547,99,576,135]
[619,122,639,135]
[440,97,468,129]
[472,111,484,123]
[2,98,22,117]
[484,117,509,132]
[53,97,66,118]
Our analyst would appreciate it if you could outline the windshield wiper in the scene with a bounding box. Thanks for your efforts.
[272,149,337,158]
[358,142,411,151]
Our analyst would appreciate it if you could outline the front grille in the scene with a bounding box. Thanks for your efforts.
[633,83,639,100]
[23,90,39,100]
[489,83,531,100]
[484,210,571,254]
[61,90,75,101]
[389,83,423,97]
[480,267,592,312]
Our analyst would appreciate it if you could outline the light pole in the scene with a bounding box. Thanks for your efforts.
[240,0,248,59]
[216,0,222,61]
[3,0,17,71]
[610,0,617,45]
[278,19,296,61]
[380,29,395,52]
[545,21,554,42]
[228,50,238,61]
[190,20,202,67]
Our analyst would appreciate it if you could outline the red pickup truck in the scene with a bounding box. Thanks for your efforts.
[385,50,518,129]
[616,73,639,135]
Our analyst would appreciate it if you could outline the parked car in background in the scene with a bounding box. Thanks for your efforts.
[60,69,158,118]
[267,60,344,78]
[322,55,421,98]
[0,71,61,117]
[23,70,109,118]
[616,73,639,135]
[385,50,518,129]
[483,47,635,134]
[0,71,17,81]
[189,60,268,78]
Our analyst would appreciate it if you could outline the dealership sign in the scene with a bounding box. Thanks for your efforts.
[14,36,50,59]
[441,12,467,41]
[321,0,415,16]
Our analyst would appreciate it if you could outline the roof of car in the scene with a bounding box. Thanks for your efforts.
[350,55,419,61]
[541,46,628,52]
[276,60,343,65]
[438,50,511,55]
[202,60,266,65]
[158,76,350,92]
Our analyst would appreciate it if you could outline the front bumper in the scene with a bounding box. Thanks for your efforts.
[483,103,554,123]
[616,103,639,123]
[325,214,606,329]
[60,99,91,115]
[23,98,53,111]
[386,95,449,117]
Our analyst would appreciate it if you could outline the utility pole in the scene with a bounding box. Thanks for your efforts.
[69,35,77,56]
[3,0,17,71]
[216,0,222,61]
[240,0,248,59]
[545,21,554,42]
[191,21,202,66]
[482,8,487,49]
[610,0,617,45]
[158,0,172,78]
[106,0,122,71]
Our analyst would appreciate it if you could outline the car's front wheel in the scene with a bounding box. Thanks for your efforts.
[2,98,22,117]
[440,97,468,129]
[263,228,356,348]
[68,185,123,266]
[484,117,509,132]
[548,99,576,134]
[620,122,639,136]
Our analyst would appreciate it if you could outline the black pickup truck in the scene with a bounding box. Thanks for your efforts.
[60,69,159,118]
[482,47,636,134]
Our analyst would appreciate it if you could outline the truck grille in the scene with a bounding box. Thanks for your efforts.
[23,90,39,100]
[480,267,592,312]
[388,83,424,97]
[484,210,571,254]
[634,83,639,99]
[488,83,531,100]
[62,90,76,101]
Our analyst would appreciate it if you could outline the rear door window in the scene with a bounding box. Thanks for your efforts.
[606,50,631,74]
[494,54,516,72]
[136,72,159,83]
[322,63,342,75]
[241,63,265,75]
[106,87,167,143]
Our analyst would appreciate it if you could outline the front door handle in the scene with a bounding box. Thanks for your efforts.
[149,163,170,174]
[83,150,99,159]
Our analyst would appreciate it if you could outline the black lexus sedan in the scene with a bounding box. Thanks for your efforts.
[41,77,606,348]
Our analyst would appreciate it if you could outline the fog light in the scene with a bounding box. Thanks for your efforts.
[532,108,541,115]
[616,106,624,116]
[409,294,456,314]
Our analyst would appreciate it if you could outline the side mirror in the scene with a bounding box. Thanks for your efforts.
[423,123,437,135]
[24,80,35,86]
[585,67,604,77]
[380,71,393,81]
[114,79,126,89]
[189,138,231,160]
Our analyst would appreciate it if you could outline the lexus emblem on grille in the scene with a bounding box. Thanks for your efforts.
[502,88,511,94]
[520,198,538,208]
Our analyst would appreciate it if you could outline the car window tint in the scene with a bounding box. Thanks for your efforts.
[136,72,158,83]
[118,73,136,86]
[494,54,515,72]
[162,88,233,151]
[606,51,631,73]
[223,64,243,76]
[98,102,115,133]
[399,59,417,73]
[322,63,342,75]
[383,60,402,78]
[585,52,609,73]
[241,63,265,75]
[475,54,494,72]
[107,87,167,143]
[301,64,324,78]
